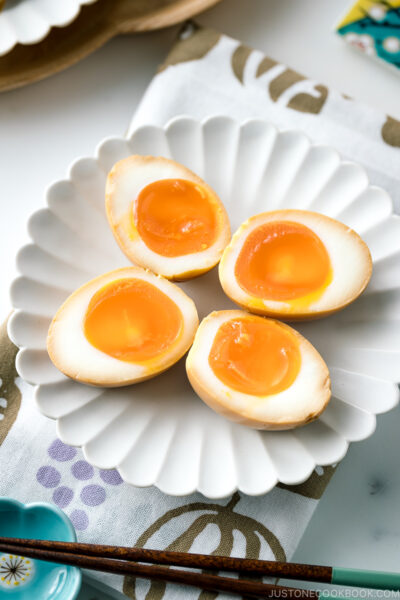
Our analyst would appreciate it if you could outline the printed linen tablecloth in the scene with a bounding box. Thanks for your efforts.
[1,23,400,599]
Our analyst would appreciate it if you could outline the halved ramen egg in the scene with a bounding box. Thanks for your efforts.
[186,310,331,430]
[219,209,372,320]
[106,156,231,280]
[47,267,199,387]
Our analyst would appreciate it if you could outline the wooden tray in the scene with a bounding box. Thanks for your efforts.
[0,0,222,93]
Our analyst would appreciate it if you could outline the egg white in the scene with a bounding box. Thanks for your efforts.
[47,267,199,387]
[106,155,231,280]
[186,310,331,430]
[219,210,372,320]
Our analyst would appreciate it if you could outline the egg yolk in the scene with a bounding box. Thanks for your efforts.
[235,221,332,301]
[84,278,183,363]
[134,179,218,257]
[209,316,301,396]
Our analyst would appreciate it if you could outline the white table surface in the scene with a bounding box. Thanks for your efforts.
[1,1,399,598]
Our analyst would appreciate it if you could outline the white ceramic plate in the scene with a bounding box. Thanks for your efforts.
[8,116,400,499]
[0,0,98,56]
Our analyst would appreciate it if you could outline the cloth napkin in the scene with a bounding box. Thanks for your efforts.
[1,22,400,600]
[335,1,400,74]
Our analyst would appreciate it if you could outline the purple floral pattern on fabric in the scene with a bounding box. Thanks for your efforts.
[70,509,89,531]
[48,439,77,462]
[53,486,74,508]
[36,439,125,532]
[81,484,106,507]
[36,466,61,488]
[100,469,123,486]
[71,460,94,481]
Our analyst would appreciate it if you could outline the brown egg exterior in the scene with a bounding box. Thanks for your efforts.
[106,155,231,281]
[186,310,331,430]
[47,267,199,387]
[219,210,373,321]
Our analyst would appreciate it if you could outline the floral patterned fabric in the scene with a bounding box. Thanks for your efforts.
[337,0,400,72]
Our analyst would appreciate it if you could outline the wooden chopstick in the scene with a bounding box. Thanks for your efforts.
[0,537,331,582]
[0,541,318,599]
[3,537,400,593]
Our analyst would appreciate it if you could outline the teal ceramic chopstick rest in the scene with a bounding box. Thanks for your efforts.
[0,497,81,599]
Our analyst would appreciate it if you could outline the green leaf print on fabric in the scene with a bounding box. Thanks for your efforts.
[382,116,400,147]
[123,492,285,600]
[159,21,221,73]
[231,43,328,114]
[0,321,21,446]
[278,466,337,500]
[231,44,253,83]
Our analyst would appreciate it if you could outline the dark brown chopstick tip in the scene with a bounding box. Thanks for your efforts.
[0,539,322,599]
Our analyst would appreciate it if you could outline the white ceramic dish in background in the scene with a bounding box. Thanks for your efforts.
[8,116,400,499]
[0,0,98,56]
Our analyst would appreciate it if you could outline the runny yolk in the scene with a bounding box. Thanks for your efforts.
[209,316,301,396]
[84,278,183,363]
[134,179,218,257]
[235,221,332,301]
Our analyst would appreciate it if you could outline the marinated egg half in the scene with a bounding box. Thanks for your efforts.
[219,210,372,320]
[47,267,199,387]
[106,156,231,280]
[186,310,331,430]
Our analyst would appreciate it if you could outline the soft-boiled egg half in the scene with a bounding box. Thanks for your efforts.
[47,267,199,387]
[186,310,331,430]
[219,210,372,320]
[106,156,231,280]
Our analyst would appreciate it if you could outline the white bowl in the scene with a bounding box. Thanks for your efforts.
[0,0,98,56]
[8,116,400,498]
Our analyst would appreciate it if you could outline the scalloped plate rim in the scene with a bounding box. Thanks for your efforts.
[8,115,400,498]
